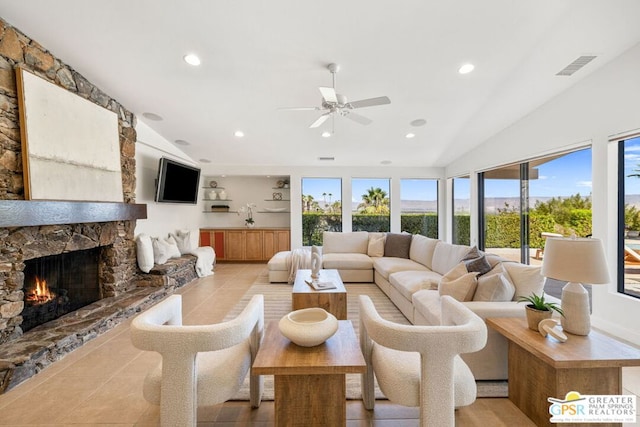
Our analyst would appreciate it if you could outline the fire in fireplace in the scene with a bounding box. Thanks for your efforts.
[22,247,102,332]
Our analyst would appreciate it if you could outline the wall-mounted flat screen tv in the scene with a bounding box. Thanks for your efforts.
[154,157,201,204]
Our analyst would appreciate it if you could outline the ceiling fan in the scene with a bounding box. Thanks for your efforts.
[279,63,391,129]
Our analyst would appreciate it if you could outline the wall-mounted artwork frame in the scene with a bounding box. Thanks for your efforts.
[16,67,123,202]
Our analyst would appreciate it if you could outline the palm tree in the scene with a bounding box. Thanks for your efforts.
[359,187,389,213]
[302,194,315,212]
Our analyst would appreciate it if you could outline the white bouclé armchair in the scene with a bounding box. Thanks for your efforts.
[359,295,487,427]
[131,294,264,427]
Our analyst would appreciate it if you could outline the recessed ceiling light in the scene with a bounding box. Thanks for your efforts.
[321,131,331,138]
[410,119,427,127]
[458,63,475,74]
[234,130,245,138]
[174,139,190,146]
[142,112,163,121]
[199,159,211,163]
[405,133,416,139]
[183,53,201,66]
[381,160,392,165]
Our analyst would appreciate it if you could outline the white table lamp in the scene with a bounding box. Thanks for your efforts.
[541,237,609,335]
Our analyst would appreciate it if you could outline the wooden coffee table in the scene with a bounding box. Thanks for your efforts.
[487,317,640,427]
[292,269,347,320]
[252,320,366,427]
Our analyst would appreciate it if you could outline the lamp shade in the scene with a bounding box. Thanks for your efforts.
[541,237,610,284]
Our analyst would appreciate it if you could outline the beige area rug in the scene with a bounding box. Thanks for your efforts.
[225,272,507,400]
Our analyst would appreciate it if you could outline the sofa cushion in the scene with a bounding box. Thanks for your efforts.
[438,262,478,302]
[412,290,442,325]
[473,264,515,302]
[322,252,373,270]
[373,257,428,279]
[503,262,544,301]
[384,233,412,258]
[431,242,472,275]
[461,246,492,276]
[322,231,369,254]
[389,270,442,301]
[409,235,440,269]
[368,232,386,257]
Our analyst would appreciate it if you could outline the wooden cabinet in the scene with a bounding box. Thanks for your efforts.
[200,228,290,261]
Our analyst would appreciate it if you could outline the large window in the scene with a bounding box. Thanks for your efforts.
[619,136,640,299]
[301,178,342,246]
[400,179,438,238]
[352,178,390,232]
[452,176,470,245]
[479,148,592,264]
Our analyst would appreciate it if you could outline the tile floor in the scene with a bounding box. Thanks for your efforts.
[0,263,638,426]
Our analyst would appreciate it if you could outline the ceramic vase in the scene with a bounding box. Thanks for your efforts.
[218,190,227,200]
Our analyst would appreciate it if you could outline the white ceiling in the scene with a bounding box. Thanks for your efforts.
[2,1,640,168]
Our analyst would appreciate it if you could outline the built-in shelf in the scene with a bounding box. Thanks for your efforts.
[258,211,290,213]
[264,199,290,201]
[204,199,233,202]
[203,210,239,214]
[202,186,225,189]
[272,187,290,190]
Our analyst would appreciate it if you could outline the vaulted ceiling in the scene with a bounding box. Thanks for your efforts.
[2,1,640,168]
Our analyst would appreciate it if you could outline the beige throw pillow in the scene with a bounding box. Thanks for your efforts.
[367,233,386,257]
[438,262,479,302]
[474,273,515,301]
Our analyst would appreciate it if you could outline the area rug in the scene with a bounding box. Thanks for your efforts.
[225,272,508,400]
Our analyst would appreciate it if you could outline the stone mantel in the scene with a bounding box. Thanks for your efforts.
[0,200,147,227]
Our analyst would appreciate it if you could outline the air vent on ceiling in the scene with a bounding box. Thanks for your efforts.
[556,55,597,76]
[318,156,335,161]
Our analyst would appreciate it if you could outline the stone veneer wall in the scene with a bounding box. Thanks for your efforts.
[0,19,139,344]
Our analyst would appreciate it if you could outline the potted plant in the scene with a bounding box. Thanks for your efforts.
[238,203,256,228]
[517,292,564,331]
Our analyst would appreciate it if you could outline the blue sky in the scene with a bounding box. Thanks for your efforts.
[624,137,640,194]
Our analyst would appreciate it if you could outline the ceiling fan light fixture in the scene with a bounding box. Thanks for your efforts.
[458,63,475,74]
[183,53,201,66]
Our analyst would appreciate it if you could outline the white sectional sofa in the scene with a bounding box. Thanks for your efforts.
[268,231,559,380]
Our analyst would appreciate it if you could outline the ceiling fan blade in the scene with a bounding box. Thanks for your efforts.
[347,96,391,109]
[309,112,331,128]
[277,106,320,111]
[319,86,338,103]
[344,111,372,125]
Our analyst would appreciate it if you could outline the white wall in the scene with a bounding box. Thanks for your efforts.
[446,42,640,345]
[134,122,204,238]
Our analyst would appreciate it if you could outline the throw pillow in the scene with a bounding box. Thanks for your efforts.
[367,233,386,257]
[165,236,182,259]
[170,230,195,255]
[438,262,479,302]
[461,246,492,276]
[384,233,412,258]
[473,272,516,301]
[152,237,171,265]
[135,234,154,273]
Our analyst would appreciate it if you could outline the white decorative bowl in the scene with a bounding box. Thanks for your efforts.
[278,308,338,347]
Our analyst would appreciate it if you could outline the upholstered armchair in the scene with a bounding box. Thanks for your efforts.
[131,294,264,427]
[359,295,487,427]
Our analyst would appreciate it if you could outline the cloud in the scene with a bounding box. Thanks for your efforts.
[576,180,592,188]
[538,175,548,180]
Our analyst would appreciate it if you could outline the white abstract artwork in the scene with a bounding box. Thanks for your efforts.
[17,68,123,202]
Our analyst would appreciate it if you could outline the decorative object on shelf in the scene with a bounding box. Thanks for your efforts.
[272,192,283,200]
[264,207,288,212]
[209,180,217,188]
[517,292,563,331]
[210,205,230,212]
[278,307,338,347]
[276,179,285,188]
[238,202,256,227]
[538,319,568,342]
[283,179,289,189]
[541,237,609,335]
[207,189,217,200]
[218,189,227,200]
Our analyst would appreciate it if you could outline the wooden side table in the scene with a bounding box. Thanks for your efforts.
[487,317,640,427]
[292,269,347,319]
[252,320,366,427]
